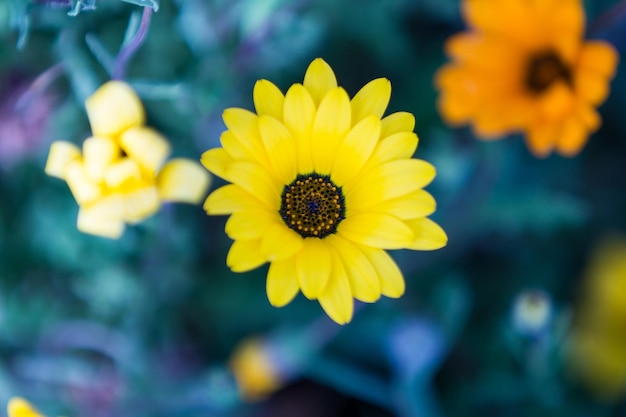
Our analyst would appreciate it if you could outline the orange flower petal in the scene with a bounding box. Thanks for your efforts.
[578,41,619,77]
[556,117,589,157]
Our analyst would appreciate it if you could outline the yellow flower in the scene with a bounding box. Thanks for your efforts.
[45,81,211,239]
[7,397,46,417]
[568,237,626,400]
[435,0,618,157]
[229,337,283,401]
[201,58,447,324]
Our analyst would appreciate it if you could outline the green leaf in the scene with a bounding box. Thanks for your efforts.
[120,0,159,12]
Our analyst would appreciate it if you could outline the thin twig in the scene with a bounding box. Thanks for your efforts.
[15,62,65,111]
[112,6,153,80]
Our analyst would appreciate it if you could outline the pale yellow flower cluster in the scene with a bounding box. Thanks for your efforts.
[45,81,210,238]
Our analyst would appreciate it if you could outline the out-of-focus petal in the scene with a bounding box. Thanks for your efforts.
[45,141,81,179]
[77,194,125,239]
[122,185,160,224]
[157,158,211,204]
[65,160,102,204]
[85,81,145,138]
[119,127,171,176]
[83,136,120,183]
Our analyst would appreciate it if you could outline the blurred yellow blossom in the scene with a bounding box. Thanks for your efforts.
[435,0,618,157]
[45,81,211,239]
[229,337,283,401]
[568,237,626,400]
[201,58,447,324]
[7,398,47,417]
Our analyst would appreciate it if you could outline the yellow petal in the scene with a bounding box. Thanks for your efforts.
[326,234,380,302]
[258,115,297,184]
[225,210,277,240]
[365,131,418,168]
[318,249,354,325]
[266,255,300,307]
[83,136,120,183]
[338,212,413,249]
[296,238,331,299]
[227,239,267,272]
[227,162,280,210]
[76,194,125,239]
[254,79,284,120]
[260,222,305,261]
[104,158,142,189]
[200,148,232,180]
[85,81,145,138]
[331,115,380,186]
[7,397,45,417]
[119,127,171,176]
[220,131,248,160]
[364,189,436,219]
[350,78,391,124]
[157,158,211,204]
[361,246,405,298]
[122,185,160,224]
[405,218,448,250]
[45,141,81,179]
[283,84,316,173]
[204,184,263,214]
[65,160,103,204]
[223,108,271,170]
[311,87,351,174]
[303,58,338,106]
[380,111,415,138]
[346,159,436,208]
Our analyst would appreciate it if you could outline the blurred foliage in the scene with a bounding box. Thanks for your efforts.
[0,0,625,416]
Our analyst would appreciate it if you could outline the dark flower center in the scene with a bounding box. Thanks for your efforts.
[525,51,572,94]
[279,173,345,239]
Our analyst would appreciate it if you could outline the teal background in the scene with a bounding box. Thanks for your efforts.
[0,0,625,416]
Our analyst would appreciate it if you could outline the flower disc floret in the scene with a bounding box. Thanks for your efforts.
[279,173,345,238]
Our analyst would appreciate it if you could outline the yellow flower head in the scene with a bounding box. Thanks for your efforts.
[435,0,619,157]
[201,58,447,324]
[45,81,211,239]
[7,397,46,417]
[568,237,626,400]
[229,337,283,401]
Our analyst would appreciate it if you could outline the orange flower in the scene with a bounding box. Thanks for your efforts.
[435,0,619,157]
